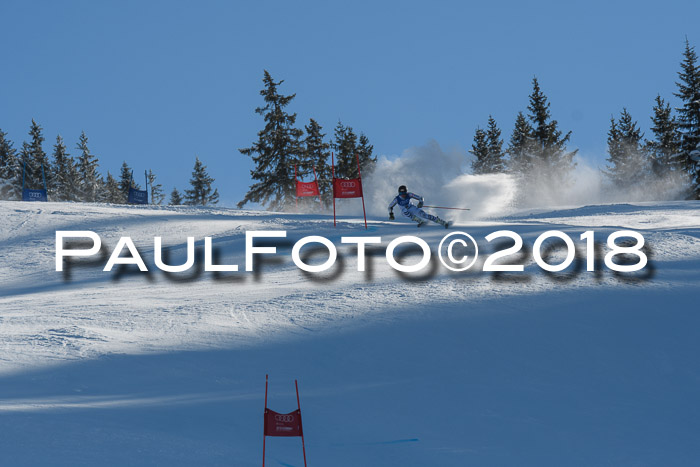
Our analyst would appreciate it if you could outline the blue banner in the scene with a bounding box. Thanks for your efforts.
[22,188,48,202]
[127,187,148,204]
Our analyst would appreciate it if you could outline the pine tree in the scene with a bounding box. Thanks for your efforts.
[51,135,80,201]
[604,109,648,187]
[239,70,304,210]
[606,116,622,177]
[76,131,100,202]
[324,122,375,180]
[485,116,506,173]
[170,187,183,205]
[303,118,332,207]
[102,172,123,204]
[470,127,489,174]
[65,139,82,202]
[506,111,535,173]
[526,77,577,178]
[356,133,376,176]
[646,95,682,176]
[674,38,700,198]
[333,121,359,179]
[185,157,219,206]
[0,129,21,200]
[21,120,50,191]
[147,169,165,205]
[118,161,134,203]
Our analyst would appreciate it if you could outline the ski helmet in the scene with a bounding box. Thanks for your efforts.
[398,185,408,195]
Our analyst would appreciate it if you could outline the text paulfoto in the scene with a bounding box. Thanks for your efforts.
[55,229,649,277]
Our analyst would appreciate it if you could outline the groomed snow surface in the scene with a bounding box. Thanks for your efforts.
[1,200,699,466]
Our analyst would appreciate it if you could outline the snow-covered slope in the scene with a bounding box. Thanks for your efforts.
[1,200,699,466]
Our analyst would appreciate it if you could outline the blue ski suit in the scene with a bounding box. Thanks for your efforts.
[388,192,440,223]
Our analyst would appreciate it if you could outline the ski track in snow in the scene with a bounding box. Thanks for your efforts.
[1,200,699,373]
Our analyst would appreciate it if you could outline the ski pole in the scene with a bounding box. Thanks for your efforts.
[422,205,471,211]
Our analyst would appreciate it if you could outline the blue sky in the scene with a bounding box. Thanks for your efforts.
[1,0,698,206]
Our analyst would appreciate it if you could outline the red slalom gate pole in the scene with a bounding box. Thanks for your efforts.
[296,380,308,467]
[294,165,298,210]
[332,152,337,227]
[355,153,367,229]
[312,166,322,208]
[262,374,268,467]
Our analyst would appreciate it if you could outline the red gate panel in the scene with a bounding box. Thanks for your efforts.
[296,180,320,197]
[333,177,363,198]
[264,408,303,437]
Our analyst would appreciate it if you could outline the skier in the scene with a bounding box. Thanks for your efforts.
[388,185,449,228]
